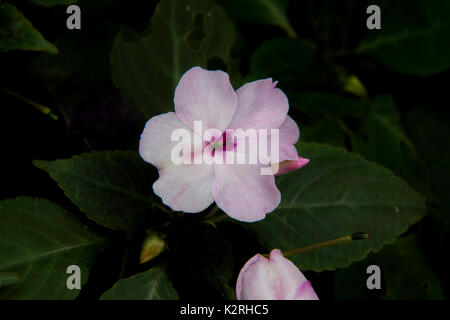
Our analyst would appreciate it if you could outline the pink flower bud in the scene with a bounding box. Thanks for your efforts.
[271,157,310,176]
[236,249,319,300]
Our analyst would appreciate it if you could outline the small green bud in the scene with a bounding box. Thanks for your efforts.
[140,232,166,264]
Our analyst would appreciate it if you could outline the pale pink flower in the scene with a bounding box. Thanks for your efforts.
[139,66,308,222]
[236,249,319,300]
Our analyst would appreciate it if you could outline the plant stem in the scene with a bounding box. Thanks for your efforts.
[267,232,371,258]
[0,88,58,120]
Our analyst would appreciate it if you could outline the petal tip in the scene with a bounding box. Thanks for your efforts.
[297,157,310,168]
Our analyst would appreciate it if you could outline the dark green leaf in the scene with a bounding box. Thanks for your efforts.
[334,235,444,299]
[33,151,169,230]
[354,95,426,193]
[0,272,20,288]
[356,0,450,76]
[430,159,450,229]
[288,91,367,148]
[0,2,57,53]
[431,158,450,207]
[403,106,450,166]
[111,0,239,119]
[0,197,108,299]
[301,119,347,148]
[101,266,178,300]
[26,0,77,7]
[248,38,330,88]
[219,0,297,37]
[247,143,426,271]
[289,91,366,118]
[306,0,356,51]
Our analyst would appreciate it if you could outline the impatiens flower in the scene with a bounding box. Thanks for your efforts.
[236,249,319,300]
[139,66,308,222]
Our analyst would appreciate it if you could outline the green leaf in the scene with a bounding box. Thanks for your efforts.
[219,0,297,37]
[306,0,356,51]
[356,0,450,76]
[301,119,347,148]
[431,158,450,208]
[101,266,178,300]
[403,106,450,166]
[289,91,366,118]
[334,235,444,299]
[0,2,58,53]
[248,38,330,88]
[0,197,108,299]
[0,272,20,288]
[288,91,367,148]
[246,143,426,271]
[33,151,169,230]
[111,0,239,119]
[354,95,426,193]
[26,0,77,7]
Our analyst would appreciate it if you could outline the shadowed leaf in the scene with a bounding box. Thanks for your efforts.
[111,0,239,119]
[101,266,178,300]
[0,197,108,299]
[247,143,426,271]
[34,151,170,230]
[0,2,57,53]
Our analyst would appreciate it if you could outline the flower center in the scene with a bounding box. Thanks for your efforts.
[207,131,236,157]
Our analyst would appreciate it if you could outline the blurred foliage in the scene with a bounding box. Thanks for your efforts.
[219,0,296,38]
[0,2,57,53]
[356,0,450,76]
[334,235,444,300]
[0,0,449,300]
[248,37,330,87]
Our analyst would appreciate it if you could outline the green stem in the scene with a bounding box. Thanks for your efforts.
[267,232,371,258]
[0,88,58,120]
[283,22,299,39]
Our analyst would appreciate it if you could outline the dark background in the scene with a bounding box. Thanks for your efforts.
[1,0,449,300]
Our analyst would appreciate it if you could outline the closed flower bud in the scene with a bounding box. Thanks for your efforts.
[271,157,309,176]
[139,232,166,264]
[236,249,319,300]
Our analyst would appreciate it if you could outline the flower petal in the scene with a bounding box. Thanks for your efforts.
[293,280,320,300]
[174,66,237,133]
[211,161,281,222]
[236,249,319,300]
[228,79,289,131]
[153,163,214,213]
[236,253,270,300]
[278,115,300,161]
[139,112,195,169]
[139,112,213,213]
[257,115,300,166]
[268,249,310,299]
